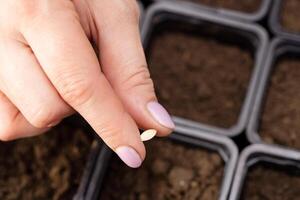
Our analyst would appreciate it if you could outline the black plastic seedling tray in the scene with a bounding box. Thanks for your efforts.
[73,140,101,200]
[87,125,238,200]
[247,38,300,148]
[229,144,300,200]
[150,0,271,22]
[141,1,268,137]
[138,0,145,27]
[62,116,103,200]
[269,0,300,41]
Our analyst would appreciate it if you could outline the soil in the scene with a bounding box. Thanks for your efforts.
[100,139,224,200]
[241,163,300,200]
[260,57,300,149]
[0,122,94,200]
[280,0,300,33]
[147,23,253,128]
[179,0,262,13]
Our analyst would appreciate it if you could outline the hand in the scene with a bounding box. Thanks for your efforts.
[0,0,174,168]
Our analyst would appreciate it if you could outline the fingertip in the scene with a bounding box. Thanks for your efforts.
[114,125,146,168]
[156,127,174,137]
[121,96,174,137]
[116,146,143,168]
[146,101,175,134]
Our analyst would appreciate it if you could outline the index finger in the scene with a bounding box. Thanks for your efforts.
[20,2,145,168]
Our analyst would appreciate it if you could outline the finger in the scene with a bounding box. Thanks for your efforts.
[91,0,174,136]
[0,38,73,128]
[21,4,145,168]
[0,90,48,141]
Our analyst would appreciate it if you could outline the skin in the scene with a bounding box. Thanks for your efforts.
[0,0,173,165]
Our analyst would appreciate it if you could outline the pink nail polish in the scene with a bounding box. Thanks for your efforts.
[147,101,175,129]
[115,146,142,168]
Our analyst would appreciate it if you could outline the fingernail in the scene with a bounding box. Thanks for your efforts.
[147,101,175,129]
[115,146,142,168]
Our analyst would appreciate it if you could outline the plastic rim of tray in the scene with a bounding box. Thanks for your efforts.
[246,37,300,151]
[86,125,238,200]
[141,1,269,137]
[229,143,300,200]
[151,0,271,22]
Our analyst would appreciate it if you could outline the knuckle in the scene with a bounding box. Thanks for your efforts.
[122,66,155,94]
[16,0,79,32]
[0,125,14,141]
[0,134,13,142]
[0,136,11,142]
[98,125,121,149]
[15,0,41,19]
[0,0,40,31]
[28,106,60,128]
[16,0,75,17]
[95,112,127,149]
[115,0,140,23]
[56,73,95,107]
[127,1,140,20]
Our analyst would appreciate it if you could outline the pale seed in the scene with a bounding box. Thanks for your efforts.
[140,129,157,142]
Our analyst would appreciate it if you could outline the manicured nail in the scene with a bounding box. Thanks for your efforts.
[147,101,175,129]
[115,146,142,168]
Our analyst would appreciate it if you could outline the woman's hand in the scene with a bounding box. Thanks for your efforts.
[0,0,174,168]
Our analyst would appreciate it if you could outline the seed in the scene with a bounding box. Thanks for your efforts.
[140,129,157,142]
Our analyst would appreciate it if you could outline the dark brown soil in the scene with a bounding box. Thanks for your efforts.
[280,0,300,33]
[180,0,262,13]
[241,164,300,200]
[0,122,94,200]
[147,24,253,128]
[260,57,300,149]
[100,139,224,200]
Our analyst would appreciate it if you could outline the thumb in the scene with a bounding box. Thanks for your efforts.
[91,0,175,135]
